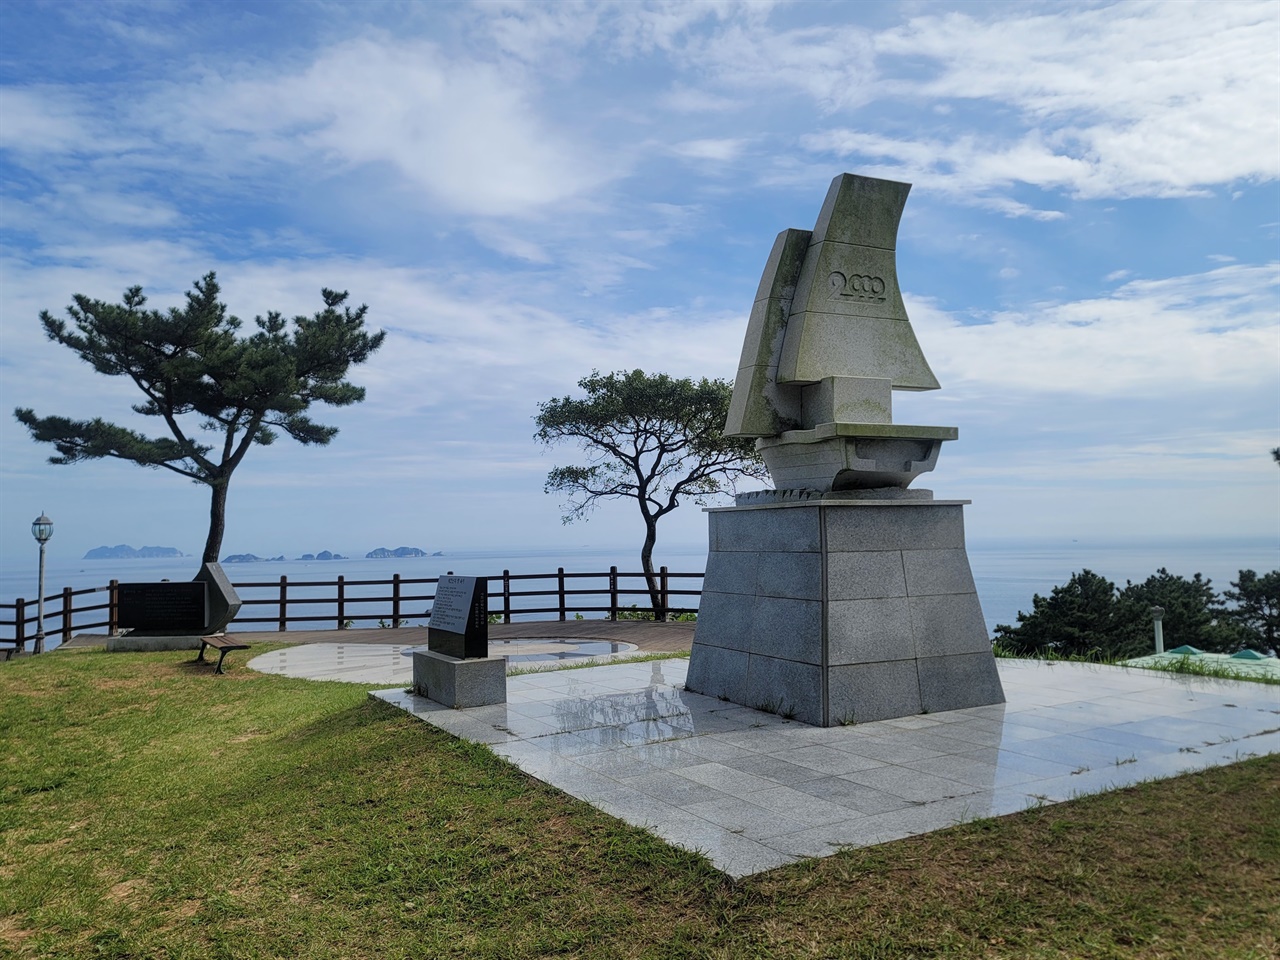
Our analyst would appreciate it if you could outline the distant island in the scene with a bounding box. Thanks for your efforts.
[84,545,185,560]
[219,550,436,563]
[366,546,428,559]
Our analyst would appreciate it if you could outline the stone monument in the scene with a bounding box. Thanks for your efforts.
[413,575,507,708]
[684,173,1005,726]
[107,562,242,651]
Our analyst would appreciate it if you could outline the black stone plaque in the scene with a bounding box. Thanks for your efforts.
[428,575,488,659]
[118,582,209,632]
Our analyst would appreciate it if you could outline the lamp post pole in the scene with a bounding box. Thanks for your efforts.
[1150,605,1165,655]
[32,514,53,655]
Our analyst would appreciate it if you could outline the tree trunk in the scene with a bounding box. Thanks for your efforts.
[640,517,665,621]
[203,481,228,564]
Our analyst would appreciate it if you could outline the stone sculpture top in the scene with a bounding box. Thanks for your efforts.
[725,173,956,493]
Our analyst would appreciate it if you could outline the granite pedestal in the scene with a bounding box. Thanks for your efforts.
[412,649,507,709]
[685,496,1004,726]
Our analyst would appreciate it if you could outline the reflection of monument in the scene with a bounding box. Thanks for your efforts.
[685,173,1004,726]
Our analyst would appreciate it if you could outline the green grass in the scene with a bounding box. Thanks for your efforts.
[993,643,1280,686]
[2,647,1278,959]
[1136,655,1280,685]
[992,644,1123,664]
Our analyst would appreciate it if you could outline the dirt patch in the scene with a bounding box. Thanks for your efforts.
[106,877,144,903]
[0,916,35,946]
[93,677,153,692]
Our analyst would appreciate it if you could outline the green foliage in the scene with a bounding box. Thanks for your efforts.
[613,604,696,622]
[993,569,1120,658]
[1219,569,1280,652]
[1140,653,1280,685]
[15,273,384,562]
[995,566,1279,658]
[535,369,766,617]
[535,369,764,524]
[1115,568,1244,655]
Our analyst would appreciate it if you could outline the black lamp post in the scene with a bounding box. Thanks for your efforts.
[31,513,53,655]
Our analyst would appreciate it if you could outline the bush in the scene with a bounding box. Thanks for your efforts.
[995,566,1276,659]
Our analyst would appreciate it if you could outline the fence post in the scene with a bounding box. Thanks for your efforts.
[109,580,119,636]
[15,598,24,653]
[337,575,345,629]
[278,576,288,631]
[609,566,618,621]
[393,574,401,627]
[659,565,669,622]
[61,587,73,644]
[558,567,566,621]
[502,570,512,624]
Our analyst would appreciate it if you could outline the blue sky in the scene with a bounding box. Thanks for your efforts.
[1,0,1277,566]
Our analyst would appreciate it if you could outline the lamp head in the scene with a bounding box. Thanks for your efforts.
[31,514,53,544]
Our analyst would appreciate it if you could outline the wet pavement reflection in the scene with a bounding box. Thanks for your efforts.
[373,658,1279,877]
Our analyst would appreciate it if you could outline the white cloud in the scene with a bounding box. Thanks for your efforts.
[671,138,747,162]
[908,262,1280,398]
[478,0,602,67]
[862,1,1280,199]
[0,86,128,157]
[4,37,617,222]
[171,38,614,218]
[4,0,1278,557]
[676,20,878,110]
[801,130,1073,218]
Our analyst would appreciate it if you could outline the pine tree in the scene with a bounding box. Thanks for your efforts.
[536,369,766,618]
[15,273,385,563]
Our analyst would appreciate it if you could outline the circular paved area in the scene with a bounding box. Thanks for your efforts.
[248,636,646,684]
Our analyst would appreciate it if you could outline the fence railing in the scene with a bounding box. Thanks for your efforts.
[0,566,704,652]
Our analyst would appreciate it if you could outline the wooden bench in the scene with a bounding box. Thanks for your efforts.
[194,635,250,674]
[1,642,17,662]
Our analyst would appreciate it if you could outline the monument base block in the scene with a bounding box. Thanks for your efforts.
[685,497,1004,726]
[412,649,507,708]
[107,634,207,652]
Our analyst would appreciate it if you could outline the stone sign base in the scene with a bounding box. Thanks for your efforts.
[685,497,1004,726]
[412,649,507,708]
[107,633,207,652]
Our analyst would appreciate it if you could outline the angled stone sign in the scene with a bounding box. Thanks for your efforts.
[107,561,241,651]
[417,575,506,708]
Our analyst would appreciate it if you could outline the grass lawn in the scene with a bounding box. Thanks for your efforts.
[2,646,1277,959]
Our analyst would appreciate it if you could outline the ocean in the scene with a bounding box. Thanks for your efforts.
[3,538,1276,652]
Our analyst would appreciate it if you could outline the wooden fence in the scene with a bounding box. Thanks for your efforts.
[0,567,704,652]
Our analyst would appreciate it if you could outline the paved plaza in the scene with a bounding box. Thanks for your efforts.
[366,657,1279,877]
[247,637,641,685]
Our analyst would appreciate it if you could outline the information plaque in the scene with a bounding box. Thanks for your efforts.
[117,581,209,632]
[428,575,488,659]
